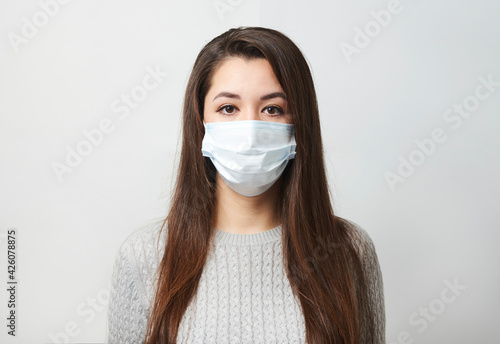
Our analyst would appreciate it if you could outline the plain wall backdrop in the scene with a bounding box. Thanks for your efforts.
[1,0,499,343]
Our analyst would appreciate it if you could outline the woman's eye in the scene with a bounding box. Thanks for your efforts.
[263,105,284,116]
[217,104,237,115]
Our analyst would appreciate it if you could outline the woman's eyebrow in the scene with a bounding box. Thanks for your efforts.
[212,91,287,102]
[213,92,239,101]
[260,92,287,101]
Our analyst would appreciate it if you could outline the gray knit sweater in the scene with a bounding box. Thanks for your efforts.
[105,221,385,343]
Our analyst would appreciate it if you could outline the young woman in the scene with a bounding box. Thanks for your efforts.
[106,26,385,344]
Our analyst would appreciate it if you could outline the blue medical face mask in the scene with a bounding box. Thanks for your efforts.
[201,120,296,197]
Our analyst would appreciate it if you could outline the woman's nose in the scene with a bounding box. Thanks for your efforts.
[239,108,260,121]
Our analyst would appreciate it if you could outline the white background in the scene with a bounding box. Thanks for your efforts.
[1,0,499,343]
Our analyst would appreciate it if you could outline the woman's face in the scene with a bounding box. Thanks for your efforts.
[203,57,292,124]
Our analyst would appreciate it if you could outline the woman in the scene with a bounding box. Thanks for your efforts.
[106,26,385,344]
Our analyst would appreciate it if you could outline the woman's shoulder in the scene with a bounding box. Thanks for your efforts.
[336,217,380,261]
[117,219,167,258]
[111,219,167,303]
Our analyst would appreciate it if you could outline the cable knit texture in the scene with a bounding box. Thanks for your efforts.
[105,220,385,343]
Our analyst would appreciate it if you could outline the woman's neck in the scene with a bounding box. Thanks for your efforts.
[213,173,281,234]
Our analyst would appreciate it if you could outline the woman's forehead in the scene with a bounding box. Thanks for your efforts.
[206,57,284,99]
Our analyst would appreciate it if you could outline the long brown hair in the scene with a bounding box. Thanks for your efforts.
[145,26,378,344]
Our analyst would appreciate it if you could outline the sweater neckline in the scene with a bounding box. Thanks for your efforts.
[214,224,282,245]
